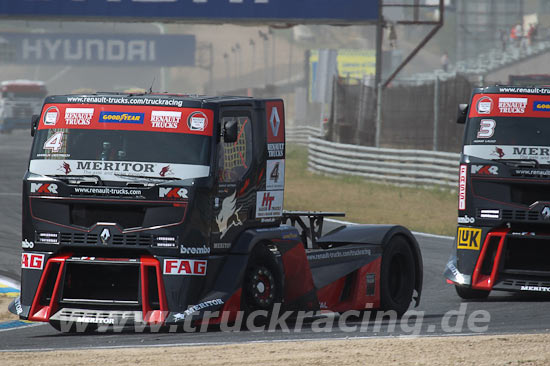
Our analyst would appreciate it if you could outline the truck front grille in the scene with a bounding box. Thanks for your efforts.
[59,232,153,246]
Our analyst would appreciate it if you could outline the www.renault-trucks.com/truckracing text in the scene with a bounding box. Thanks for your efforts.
[446,85,550,299]
[9,92,423,332]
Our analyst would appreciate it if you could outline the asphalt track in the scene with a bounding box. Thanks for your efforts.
[0,129,549,352]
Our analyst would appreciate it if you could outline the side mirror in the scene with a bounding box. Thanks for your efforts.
[30,114,39,136]
[223,119,238,143]
[456,104,469,124]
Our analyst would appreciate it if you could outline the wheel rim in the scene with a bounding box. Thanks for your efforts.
[246,266,275,308]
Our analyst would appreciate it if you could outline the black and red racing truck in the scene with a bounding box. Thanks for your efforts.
[9,93,423,331]
[445,85,550,299]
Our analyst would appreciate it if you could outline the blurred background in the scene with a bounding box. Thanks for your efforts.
[1,0,549,152]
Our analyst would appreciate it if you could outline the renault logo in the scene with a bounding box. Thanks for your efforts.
[542,207,550,220]
[100,228,111,244]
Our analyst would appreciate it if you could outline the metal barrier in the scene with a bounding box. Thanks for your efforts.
[306,136,460,188]
[286,126,323,145]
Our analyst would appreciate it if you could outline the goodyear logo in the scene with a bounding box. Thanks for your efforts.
[99,111,144,124]
[457,227,482,250]
[533,101,550,111]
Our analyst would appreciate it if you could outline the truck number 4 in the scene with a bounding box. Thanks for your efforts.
[43,132,64,152]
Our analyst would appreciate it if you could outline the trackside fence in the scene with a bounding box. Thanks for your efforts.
[306,136,460,188]
[286,126,323,145]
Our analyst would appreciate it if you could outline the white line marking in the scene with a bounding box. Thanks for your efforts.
[0,276,20,290]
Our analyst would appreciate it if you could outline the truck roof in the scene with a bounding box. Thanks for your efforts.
[472,85,550,95]
[1,79,45,87]
[44,93,261,108]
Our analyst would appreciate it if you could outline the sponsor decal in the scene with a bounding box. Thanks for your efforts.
[72,186,143,196]
[521,285,550,292]
[180,245,210,255]
[163,259,207,276]
[476,96,493,114]
[159,187,188,199]
[542,206,550,220]
[58,161,72,175]
[216,192,243,239]
[172,298,224,321]
[14,297,23,315]
[187,111,208,131]
[76,317,115,325]
[266,101,285,145]
[151,110,182,129]
[512,168,550,177]
[307,248,372,261]
[30,183,58,194]
[491,147,505,158]
[268,143,284,158]
[266,159,284,190]
[457,227,482,250]
[43,131,64,153]
[30,159,210,182]
[498,97,527,114]
[476,119,496,138]
[21,253,44,270]
[43,106,59,126]
[21,239,34,249]
[457,215,475,224]
[470,165,498,176]
[256,190,284,218]
[213,242,231,249]
[533,101,550,111]
[159,165,173,177]
[64,107,94,125]
[458,164,467,210]
[99,111,144,124]
[100,228,111,244]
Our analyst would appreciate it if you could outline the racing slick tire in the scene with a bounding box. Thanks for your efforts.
[380,235,415,317]
[454,285,490,300]
[242,243,283,324]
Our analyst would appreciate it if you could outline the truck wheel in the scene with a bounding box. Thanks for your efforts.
[455,285,490,299]
[380,236,415,317]
[242,244,282,315]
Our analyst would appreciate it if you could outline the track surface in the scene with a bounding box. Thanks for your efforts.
[1,130,549,351]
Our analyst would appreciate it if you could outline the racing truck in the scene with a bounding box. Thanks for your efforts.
[9,92,423,331]
[446,85,550,299]
[0,80,47,133]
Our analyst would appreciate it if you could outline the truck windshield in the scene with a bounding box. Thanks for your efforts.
[464,117,550,164]
[2,90,47,99]
[30,128,211,181]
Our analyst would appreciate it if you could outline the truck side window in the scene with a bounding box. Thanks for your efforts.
[219,115,252,183]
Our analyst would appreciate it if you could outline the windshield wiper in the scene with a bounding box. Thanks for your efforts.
[114,173,182,181]
[491,159,539,168]
[50,174,103,185]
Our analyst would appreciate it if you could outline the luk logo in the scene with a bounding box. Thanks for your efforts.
[457,227,482,250]
[21,253,44,270]
[30,183,58,194]
[163,259,207,276]
[159,187,188,199]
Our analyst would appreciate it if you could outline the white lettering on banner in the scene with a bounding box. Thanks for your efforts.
[458,165,467,210]
[268,143,284,158]
[498,98,527,114]
[164,259,207,276]
[151,111,182,129]
[23,38,156,63]
[22,253,44,270]
[65,108,93,125]
[180,245,211,255]
[159,187,188,199]
[464,145,550,165]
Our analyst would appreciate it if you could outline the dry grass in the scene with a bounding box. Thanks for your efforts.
[283,146,457,236]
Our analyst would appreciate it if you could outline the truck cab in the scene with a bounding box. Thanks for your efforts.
[446,85,550,298]
[13,92,422,331]
[0,80,47,133]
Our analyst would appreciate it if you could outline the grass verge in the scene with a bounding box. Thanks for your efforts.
[283,145,457,236]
